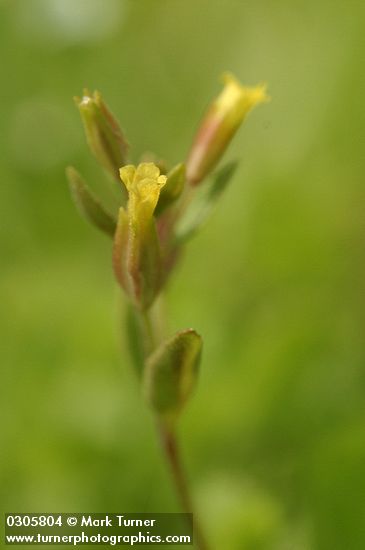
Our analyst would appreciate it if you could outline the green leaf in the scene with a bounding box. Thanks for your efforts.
[144,329,202,423]
[155,163,185,216]
[175,160,238,242]
[66,167,117,237]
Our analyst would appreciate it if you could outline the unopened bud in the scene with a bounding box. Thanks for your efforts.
[144,329,202,425]
[186,73,269,185]
[75,90,129,180]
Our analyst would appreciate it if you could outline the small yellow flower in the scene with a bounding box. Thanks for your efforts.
[186,73,270,185]
[215,73,269,124]
[120,163,167,224]
[114,163,167,310]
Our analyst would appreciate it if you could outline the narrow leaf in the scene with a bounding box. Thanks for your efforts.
[144,329,202,423]
[155,163,185,216]
[66,167,116,237]
[175,160,238,242]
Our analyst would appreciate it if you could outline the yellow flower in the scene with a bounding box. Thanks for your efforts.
[186,73,270,185]
[120,163,167,224]
[114,163,167,311]
[216,73,268,124]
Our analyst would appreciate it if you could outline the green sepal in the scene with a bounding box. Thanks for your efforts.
[144,329,202,424]
[113,207,163,311]
[113,207,130,293]
[155,163,185,216]
[175,160,238,242]
[136,219,163,310]
[66,166,117,237]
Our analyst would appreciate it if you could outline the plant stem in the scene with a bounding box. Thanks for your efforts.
[140,307,157,356]
[139,296,166,357]
[138,303,210,549]
[158,423,210,550]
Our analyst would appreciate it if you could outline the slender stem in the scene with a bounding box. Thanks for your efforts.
[158,423,210,550]
[139,296,167,357]
[136,301,210,549]
[140,308,157,356]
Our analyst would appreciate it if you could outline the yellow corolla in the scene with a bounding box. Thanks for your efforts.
[216,73,268,125]
[186,73,270,185]
[120,163,167,224]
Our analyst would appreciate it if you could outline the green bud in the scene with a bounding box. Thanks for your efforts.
[75,90,129,181]
[66,166,117,237]
[144,329,202,424]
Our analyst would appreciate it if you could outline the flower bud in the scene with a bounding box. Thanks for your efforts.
[144,329,202,425]
[186,73,269,185]
[75,90,129,181]
[113,163,167,310]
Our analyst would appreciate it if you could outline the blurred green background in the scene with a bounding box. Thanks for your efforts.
[1,0,365,548]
